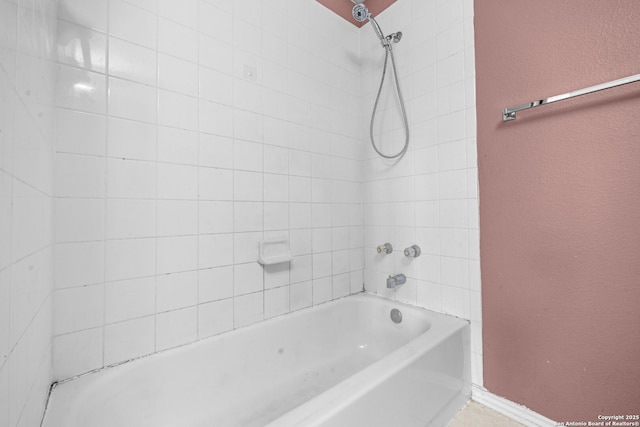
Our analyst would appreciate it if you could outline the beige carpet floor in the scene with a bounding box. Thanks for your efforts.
[448,401,526,427]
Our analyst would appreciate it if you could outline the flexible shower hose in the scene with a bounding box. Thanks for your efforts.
[369,44,410,159]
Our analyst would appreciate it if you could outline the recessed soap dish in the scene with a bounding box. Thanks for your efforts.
[257,237,293,265]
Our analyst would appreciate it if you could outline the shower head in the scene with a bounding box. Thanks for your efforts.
[352,2,387,47]
[352,3,370,23]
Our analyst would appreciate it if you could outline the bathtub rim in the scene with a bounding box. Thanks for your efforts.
[266,295,470,426]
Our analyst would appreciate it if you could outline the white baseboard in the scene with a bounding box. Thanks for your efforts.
[471,384,558,427]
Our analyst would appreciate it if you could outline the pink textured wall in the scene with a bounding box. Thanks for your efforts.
[475,0,640,422]
[315,0,396,27]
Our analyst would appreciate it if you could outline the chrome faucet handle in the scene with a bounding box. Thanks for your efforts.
[403,245,421,258]
[376,243,393,255]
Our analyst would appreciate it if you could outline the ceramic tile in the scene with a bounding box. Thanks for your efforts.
[156,307,197,351]
[199,167,233,201]
[108,77,157,123]
[55,153,105,198]
[157,271,198,312]
[198,298,233,338]
[58,0,109,32]
[158,163,198,201]
[198,1,232,41]
[198,202,233,233]
[156,236,198,274]
[198,34,233,75]
[3,0,56,420]
[233,109,262,143]
[264,173,289,202]
[234,140,263,172]
[158,0,198,29]
[199,66,233,105]
[105,276,155,323]
[53,328,103,379]
[264,286,289,319]
[233,262,263,296]
[198,233,234,269]
[0,269,11,360]
[198,266,233,303]
[54,284,104,335]
[156,200,198,236]
[104,316,155,365]
[57,21,107,73]
[109,0,157,49]
[199,134,233,169]
[55,198,104,243]
[159,54,198,97]
[233,201,263,232]
[106,199,156,239]
[107,117,157,161]
[157,126,198,166]
[55,241,105,289]
[56,109,106,156]
[158,90,198,131]
[264,202,288,231]
[158,17,197,62]
[289,280,312,311]
[109,37,157,86]
[40,0,492,386]
[106,158,155,199]
[233,292,263,328]
[56,64,106,115]
[105,238,156,282]
[198,99,233,137]
[312,277,332,305]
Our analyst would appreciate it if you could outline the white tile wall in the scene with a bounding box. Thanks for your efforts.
[0,0,485,407]
[361,0,481,386]
[0,0,57,425]
[52,0,364,380]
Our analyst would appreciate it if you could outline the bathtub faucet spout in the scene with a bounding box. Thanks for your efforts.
[387,274,406,289]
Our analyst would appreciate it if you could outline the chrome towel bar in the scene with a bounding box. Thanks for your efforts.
[502,73,640,121]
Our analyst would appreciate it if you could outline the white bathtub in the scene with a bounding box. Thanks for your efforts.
[42,293,470,427]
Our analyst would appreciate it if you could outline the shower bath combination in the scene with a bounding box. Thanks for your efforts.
[352,0,410,159]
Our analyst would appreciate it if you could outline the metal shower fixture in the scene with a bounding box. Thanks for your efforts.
[350,0,410,159]
[352,2,370,23]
